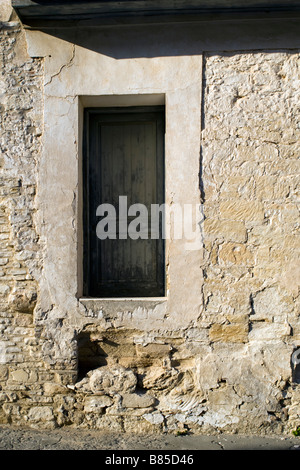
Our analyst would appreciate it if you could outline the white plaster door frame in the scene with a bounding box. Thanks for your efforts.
[26,30,204,333]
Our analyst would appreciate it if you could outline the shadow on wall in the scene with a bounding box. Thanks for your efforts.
[77,331,108,380]
[23,15,300,208]
[24,17,300,59]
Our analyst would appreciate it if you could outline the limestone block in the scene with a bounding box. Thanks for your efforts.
[209,323,249,343]
[255,176,277,200]
[253,143,279,161]
[141,367,181,390]
[157,392,205,415]
[84,396,113,413]
[0,365,8,380]
[89,365,137,395]
[0,392,8,402]
[0,0,12,21]
[122,393,155,409]
[219,200,264,223]
[136,343,172,358]
[123,416,163,433]
[27,406,54,423]
[248,322,291,341]
[95,415,123,432]
[44,382,68,395]
[98,342,136,359]
[8,291,37,313]
[204,218,247,243]
[251,287,289,321]
[0,284,10,296]
[14,313,33,327]
[197,409,239,428]
[290,388,300,407]
[185,328,209,342]
[218,243,254,266]
[73,377,90,393]
[143,412,164,425]
[10,369,28,383]
[207,385,243,407]
[250,343,292,383]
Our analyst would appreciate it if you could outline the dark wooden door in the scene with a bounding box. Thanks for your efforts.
[83,107,165,297]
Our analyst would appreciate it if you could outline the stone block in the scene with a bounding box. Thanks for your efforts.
[95,415,123,432]
[123,416,163,433]
[99,342,136,359]
[141,367,181,390]
[143,412,164,425]
[209,323,249,343]
[14,313,33,326]
[10,369,28,383]
[204,218,247,243]
[248,322,291,341]
[0,0,13,22]
[251,287,286,321]
[122,393,155,409]
[0,365,8,380]
[208,385,243,407]
[218,243,254,266]
[136,343,171,358]
[84,395,113,413]
[9,291,37,313]
[27,406,54,423]
[219,200,264,223]
[0,284,10,296]
[118,356,161,368]
[44,382,68,395]
[89,365,137,395]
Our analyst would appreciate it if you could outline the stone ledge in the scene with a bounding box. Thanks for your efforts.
[79,297,168,316]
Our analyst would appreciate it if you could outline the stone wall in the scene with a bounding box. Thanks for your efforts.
[200,51,300,432]
[0,13,47,425]
[0,1,299,434]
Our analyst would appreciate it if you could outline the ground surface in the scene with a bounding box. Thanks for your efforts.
[0,425,300,451]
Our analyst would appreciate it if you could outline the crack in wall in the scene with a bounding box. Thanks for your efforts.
[44,44,76,87]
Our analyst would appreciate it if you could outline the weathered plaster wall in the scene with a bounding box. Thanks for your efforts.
[0,0,299,433]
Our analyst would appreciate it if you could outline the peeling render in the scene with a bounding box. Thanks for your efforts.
[0,0,299,434]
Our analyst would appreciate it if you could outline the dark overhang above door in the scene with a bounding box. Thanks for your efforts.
[12,0,300,27]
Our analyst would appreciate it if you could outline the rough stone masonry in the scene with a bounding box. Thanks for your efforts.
[0,0,299,434]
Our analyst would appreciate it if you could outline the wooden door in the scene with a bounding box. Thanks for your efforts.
[83,107,165,297]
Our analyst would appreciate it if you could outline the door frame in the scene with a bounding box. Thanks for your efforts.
[82,105,165,298]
